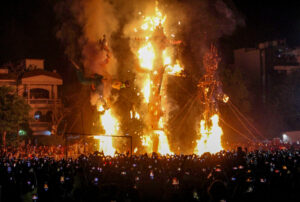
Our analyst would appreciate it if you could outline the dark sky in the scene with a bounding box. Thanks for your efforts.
[229,0,300,47]
[1,0,300,73]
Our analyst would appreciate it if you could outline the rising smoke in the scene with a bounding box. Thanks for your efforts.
[55,0,244,153]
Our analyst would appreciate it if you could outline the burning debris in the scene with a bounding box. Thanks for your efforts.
[70,36,128,155]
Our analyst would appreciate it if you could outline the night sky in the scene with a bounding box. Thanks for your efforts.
[1,0,300,77]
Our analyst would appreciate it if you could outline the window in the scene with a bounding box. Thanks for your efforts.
[30,88,49,99]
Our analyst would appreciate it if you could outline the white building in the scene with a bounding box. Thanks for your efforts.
[0,59,63,136]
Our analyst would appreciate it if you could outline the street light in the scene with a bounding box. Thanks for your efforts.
[282,134,288,142]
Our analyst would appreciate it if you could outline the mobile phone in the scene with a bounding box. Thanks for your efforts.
[32,194,38,200]
[7,167,11,173]
[246,186,253,193]
[150,171,154,180]
[231,177,236,181]
[60,176,64,183]
[94,177,99,184]
[44,183,49,191]
[172,177,179,185]
[215,168,221,172]
[260,178,266,183]
[193,191,199,200]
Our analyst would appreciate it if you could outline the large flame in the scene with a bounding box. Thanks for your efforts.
[194,114,223,156]
[138,42,155,70]
[141,135,153,153]
[155,130,173,155]
[141,74,151,103]
[134,1,182,155]
[141,2,166,32]
[163,49,183,76]
[94,108,119,156]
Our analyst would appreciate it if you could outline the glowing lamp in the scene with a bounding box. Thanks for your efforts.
[18,129,27,136]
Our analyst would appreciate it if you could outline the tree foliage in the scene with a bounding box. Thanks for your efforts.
[270,70,300,130]
[220,65,250,112]
[0,86,31,146]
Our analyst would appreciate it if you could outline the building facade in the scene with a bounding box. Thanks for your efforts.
[233,40,300,104]
[0,59,63,136]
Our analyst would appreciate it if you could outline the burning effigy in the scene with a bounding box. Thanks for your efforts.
[194,46,229,155]
[56,0,241,156]
[128,2,184,154]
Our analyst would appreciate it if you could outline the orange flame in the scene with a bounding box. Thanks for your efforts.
[94,107,119,156]
[194,114,223,156]
[135,1,181,155]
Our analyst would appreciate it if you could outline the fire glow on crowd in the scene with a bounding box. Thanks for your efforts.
[92,1,226,156]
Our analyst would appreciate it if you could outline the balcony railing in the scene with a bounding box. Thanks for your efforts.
[28,99,61,105]
[30,122,50,128]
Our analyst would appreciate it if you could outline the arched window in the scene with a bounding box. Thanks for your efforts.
[34,111,42,121]
[30,88,49,99]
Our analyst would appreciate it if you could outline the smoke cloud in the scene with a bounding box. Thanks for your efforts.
[55,0,244,153]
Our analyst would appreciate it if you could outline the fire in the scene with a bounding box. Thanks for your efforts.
[165,60,183,76]
[222,94,229,103]
[163,49,183,76]
[130,110,140,120]
[194,114,223,156]
[98,105,105,112]
[156,130,173,155]
[138,43,155,70]
[94,107,119,156]
[134,1,181,155]
[156,117,173,155]
[141,135,153,153]
[141,3,166,32]
[141,75,151,103]
[135,112,140,119]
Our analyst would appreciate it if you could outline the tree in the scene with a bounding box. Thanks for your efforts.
[270,70,300,131]
[0,86,30,148]
[220,65,251,113]
[219,65,253,142]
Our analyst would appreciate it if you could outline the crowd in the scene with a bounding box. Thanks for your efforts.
[0,146,299,202]
[0,143,92,160]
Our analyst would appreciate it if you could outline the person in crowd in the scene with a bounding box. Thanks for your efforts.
[0,143,299,201]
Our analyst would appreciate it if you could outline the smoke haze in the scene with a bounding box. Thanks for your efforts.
[55,0,244,153]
